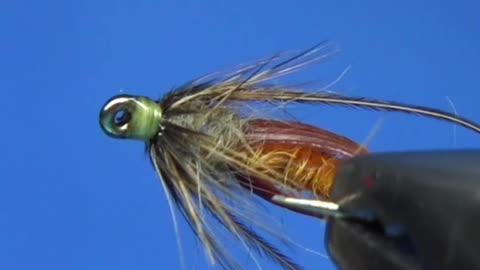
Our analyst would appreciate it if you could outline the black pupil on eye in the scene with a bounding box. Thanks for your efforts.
[113,109,131,126]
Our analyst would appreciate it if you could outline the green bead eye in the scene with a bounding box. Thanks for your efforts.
[99,95,163,141]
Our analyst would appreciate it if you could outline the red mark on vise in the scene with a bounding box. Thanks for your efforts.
[364,175,375,189]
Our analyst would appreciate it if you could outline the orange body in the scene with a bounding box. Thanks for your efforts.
[238,119,367,202]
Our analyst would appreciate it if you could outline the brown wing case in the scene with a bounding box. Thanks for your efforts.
[238,119,367,201]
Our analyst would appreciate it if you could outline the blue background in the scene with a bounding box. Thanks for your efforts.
[2,1,479,269]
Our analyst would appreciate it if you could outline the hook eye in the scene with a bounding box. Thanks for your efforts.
[99,95,136,138]
[113,108,132,126]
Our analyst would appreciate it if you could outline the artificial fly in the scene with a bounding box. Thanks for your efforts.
[99,43,480,270]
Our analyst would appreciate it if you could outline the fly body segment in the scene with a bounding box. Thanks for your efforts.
[99,43,480,270]
[239,119,368,202]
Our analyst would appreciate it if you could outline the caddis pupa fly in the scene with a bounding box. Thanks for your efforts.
[99,43,480,270]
